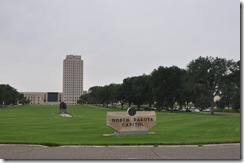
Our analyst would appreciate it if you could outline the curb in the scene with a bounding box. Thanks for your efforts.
[0,143,240,148]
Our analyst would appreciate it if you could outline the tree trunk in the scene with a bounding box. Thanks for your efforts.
[129,102,131,107]
[137,104,140,110]
[211,96,215,115]
[148,103,152,108]
[121,102,124,109]
[170,102,174,112]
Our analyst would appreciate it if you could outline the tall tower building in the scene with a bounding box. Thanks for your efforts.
[63,55,83,104]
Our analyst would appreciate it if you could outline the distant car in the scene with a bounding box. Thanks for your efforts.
[189,108,194,112]
[186,109,192,112]
[180,108,186,112]
[156,107,162,111]
[203,108,211,112]
[167,108,172,111]
[150,107,157,111]
[194,109,200,113]
[185,108,199,112]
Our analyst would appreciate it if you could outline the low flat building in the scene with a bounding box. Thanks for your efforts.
[22,92,63,105]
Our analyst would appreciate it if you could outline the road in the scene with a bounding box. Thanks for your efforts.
[0,143,240,160]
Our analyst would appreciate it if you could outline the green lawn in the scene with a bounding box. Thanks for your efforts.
[0,105,240,146]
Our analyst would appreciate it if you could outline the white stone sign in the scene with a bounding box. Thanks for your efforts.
[106,108,156,135]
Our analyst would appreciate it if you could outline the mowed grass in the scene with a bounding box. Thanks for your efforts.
[0,105,240,146]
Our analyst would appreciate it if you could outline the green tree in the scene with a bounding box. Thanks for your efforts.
[105,83,119,107]
[151,67,167,109]
[87,84,119,107]
[122,77,134,107]
[115,84,126,109]
[151,66,185,111]
[0,85,5,107]
[144,75,154,108]
[229,60,240,111]
[130,75,148,109]
[186,56,231,115]
[18,93,30,105]
[88,86,104,105]
[77,93,89,105]
[176,69,193,109]
[217,60,240,111]
[0,84,19,106]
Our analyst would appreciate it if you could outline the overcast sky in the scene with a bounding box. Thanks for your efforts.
[0,0,240,92]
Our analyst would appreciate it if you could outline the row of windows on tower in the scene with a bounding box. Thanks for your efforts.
[64,71,82,74]
[64,65,82,67]
[64,61,82,63]
[64,90,82,92]
[64,69,82,72]
[64,84,82,86]
[64,86,82,88]
[64,81,82,84]
[64,73,83,78]
[64,88,82,91]
[64,72,82,74]
[64,94,81,97]
[64,65,82,68]
[64,66,82,69]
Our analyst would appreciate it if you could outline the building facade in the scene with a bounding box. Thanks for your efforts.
[22,92,63,105]
[63,55,84,104]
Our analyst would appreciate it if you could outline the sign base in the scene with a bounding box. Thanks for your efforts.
[115,131,149,135]
[102,131,156,136]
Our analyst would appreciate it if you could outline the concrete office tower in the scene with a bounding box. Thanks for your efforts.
[63,55,83,104]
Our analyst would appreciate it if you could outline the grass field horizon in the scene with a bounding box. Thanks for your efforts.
[0,105,240,146]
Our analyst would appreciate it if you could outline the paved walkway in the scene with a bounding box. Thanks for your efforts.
[0,143,240,160]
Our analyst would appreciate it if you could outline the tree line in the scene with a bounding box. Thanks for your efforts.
[0,84,30,107]
[79,56,240,115]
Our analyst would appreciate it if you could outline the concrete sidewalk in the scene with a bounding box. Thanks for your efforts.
[0,143,240,160]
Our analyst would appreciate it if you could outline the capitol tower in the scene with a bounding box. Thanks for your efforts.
[63,55,83,104]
